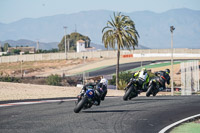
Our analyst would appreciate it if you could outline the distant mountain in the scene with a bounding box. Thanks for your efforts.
[0,8,200,49]
[0,39,149,50]
[91,43,149,50]
[0,39,58,50]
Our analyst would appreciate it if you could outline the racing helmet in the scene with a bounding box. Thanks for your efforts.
[141,68,147,73]
[165,69,170,74]
[100,78,108,86]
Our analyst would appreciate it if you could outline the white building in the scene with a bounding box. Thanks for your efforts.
[0,52,7,56]
[76,40,86,53]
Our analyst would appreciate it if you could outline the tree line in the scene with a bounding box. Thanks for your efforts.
[0,42,59,56]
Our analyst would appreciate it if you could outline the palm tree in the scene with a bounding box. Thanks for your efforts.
[102,12,139,89]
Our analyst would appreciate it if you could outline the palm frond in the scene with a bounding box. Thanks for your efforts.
[102,12,139,50]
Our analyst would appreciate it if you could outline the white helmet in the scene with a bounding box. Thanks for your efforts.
[100,78,108,86]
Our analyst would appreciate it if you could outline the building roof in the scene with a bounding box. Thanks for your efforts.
[77,40,85,43]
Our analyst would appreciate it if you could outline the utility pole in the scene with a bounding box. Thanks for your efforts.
[86,39,89,48]
[75,24,77,32]
[141,53,144,68]
[36,41,39,51]
[63,26,67,57]
[21,60,23,78]
[170,26,175,96]
[67,38,70,52]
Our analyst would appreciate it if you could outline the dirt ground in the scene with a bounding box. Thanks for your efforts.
[0,57,186,77]
[0,58,102,77]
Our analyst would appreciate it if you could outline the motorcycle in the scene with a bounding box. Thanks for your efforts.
[74,88,99,113]
[146,78,160,97]
[123,78,142,101]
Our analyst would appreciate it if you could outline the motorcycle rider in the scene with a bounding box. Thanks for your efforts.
[97,78,108,101]
[146,69,171,97]
[132,68,149,92]
[154,69,171,91]
[78,78,108,106]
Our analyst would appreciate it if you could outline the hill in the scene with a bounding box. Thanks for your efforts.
[0,39,58,50]
[0,39,149,50]
[0,8,199,49]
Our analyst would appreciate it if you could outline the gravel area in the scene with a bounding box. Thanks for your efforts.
[0,82,124,101]
[0,82,172,101]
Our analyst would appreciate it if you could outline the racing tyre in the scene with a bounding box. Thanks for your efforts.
[146,85,153,97]
[74,97,87,113]
[153,89,159,96]
[123,86,134,101]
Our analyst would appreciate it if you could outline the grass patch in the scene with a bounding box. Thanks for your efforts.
[127,61,182,72]
[170,121,200,133]
[74,65,110,75]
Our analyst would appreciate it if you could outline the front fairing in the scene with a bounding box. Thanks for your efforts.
[76,89,95,105]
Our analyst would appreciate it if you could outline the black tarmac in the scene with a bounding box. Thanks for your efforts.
[0,96,200,133]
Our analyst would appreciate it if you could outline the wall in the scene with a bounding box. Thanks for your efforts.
[0,48,200,63]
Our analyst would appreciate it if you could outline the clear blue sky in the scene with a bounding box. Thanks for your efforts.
[0,0,200,23]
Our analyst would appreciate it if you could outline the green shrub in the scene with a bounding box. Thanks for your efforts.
[109,71,132,86]
[12,49,21,54]
[118,80,127,90]
[108,70,156,89]
[46,74,61,86]
[0,75,20,82]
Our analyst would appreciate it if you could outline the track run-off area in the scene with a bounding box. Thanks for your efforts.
[0,96,199,133]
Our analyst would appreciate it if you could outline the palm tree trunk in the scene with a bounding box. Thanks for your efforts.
[116,49,120,90]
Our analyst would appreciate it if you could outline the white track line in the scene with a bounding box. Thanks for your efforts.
[0,99,76,108]
[0,97,118,108]
[159,114,200,133]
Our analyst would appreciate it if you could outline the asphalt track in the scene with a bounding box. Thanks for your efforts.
[88,61,152,77]
[0,96,200,133]
[88,59,184,77]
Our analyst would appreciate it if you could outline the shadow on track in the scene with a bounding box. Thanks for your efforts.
[82,109,143,113]
[132,98,179,101]
[58,101,65,104]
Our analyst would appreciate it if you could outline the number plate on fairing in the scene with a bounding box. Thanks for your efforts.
[86,89,95,98]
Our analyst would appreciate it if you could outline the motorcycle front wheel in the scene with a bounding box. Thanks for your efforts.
[146,85,153,97]
[74,97,88,113]
[153,89,159,96]
[123,86,134,101]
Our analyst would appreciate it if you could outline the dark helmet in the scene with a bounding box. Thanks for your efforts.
[165,69,170,74]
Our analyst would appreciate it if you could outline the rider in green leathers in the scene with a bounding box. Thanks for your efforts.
[132,68,149,92]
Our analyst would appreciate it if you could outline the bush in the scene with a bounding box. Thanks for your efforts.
[118,80,127,90]
[0,75,20,82]
[109,71,132,86]
[46,74,61,86]
[12,49,21,54]
[108,70,156,90]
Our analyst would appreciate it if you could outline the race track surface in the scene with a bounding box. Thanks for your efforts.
[0,96,199,133]
[89,61,152,77]
[88,59,188,77]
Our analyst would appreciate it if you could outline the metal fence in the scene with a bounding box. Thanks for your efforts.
[181,60,200,95]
